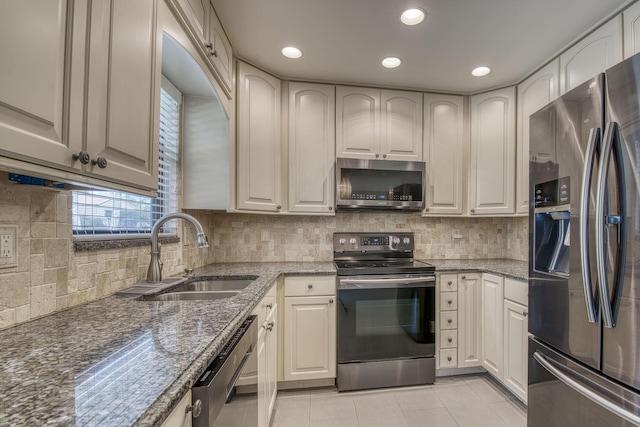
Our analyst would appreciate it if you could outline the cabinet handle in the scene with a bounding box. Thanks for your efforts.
[448,337,453,343]
[329,298,334,304]
[91,156,108,169]
[186,399,202,418]
[72,151,90,164]
[523,311,528,317]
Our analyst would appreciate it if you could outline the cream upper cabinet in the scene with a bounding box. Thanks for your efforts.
[481,273,504,380]
[85,0,160,192]
[423,94,465,215]
[380,90,423,161]
[287,83,335,214]
[0,0,160,195]
[336,86,422,160]
[0,0,84,171]
[237,62,282,212]
[624,1,640,58]
[336,86,380,159]
[172,0,233,96]
[469,87,516,215]
[516,60,560,214]
[560,16,622,93]
[458,273,482,368]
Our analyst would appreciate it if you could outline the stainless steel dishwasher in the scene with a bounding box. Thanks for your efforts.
[191,315,258,427]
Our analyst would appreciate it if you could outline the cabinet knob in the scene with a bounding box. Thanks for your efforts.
[470,209,475,213]
[211,50,218,57]
[523,311,528,317]
[276,205,281,210]
[72,151,90,164]
[425,208,429,212]
[266,303,273,309]
[447,318,452,324]
[329,206,333,211]
[448,337,453,343]
[447,356,452,362]
[205,42,213,50]
[329,298,334,304]
[461,276,466,280]
[447,300,453,305]
[267,320,275,331]
[383,154,387,158]
[186,399,202,418]
[91,156,108,169]
[375,153,380,158]
[447,281,452,285]
[308,284,313,289]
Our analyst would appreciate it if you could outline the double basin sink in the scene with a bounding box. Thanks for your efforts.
[144,276,257,301]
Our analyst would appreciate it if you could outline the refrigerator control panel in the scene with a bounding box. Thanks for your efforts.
[535,176,570,208]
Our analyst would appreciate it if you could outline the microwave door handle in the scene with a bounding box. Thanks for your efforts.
[580,127,601,323]
[596,122,626,328]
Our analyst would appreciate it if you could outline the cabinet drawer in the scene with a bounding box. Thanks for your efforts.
[440,292,458,311]
[505,278,528,306]
[285,275,336,296]
[440,349,458,368]
[440,274,458,292]
[440,330,457,349]
[440,311,458,330]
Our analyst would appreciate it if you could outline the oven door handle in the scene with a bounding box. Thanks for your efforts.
[339,276,435,289]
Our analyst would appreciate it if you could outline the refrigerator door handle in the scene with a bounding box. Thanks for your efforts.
[580,127,601,323]
[534,351,640,425]
[596,122,627,328]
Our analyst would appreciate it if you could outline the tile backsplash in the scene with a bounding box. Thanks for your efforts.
[0,179,527,329]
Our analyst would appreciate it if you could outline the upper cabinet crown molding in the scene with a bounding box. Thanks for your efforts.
[469,87,516,215]
[336,86,423,161]
[560,15,622,94]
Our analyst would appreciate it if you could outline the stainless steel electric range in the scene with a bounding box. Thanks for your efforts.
[333,232,436,391]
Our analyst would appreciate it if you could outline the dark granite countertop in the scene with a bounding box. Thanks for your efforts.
[423,259,529,281]
[0,262,336,427]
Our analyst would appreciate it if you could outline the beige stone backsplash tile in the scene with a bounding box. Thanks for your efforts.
[15,304,30,323]
[44,239,68,268]
[0,272,30,310]
[30,283,56,318]
[0,308,16,329]
[30,191,57,222]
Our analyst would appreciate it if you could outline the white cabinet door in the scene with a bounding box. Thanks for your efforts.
[287,83,335,214]
[207,5,233,92]
[161,390,193,427]
[237,62,282,212]
[624,1,640,58]
[560,16,623,93]
[258,304,277,427]
[503,299,528,403]
[336,86,380,159]
[423,94,465,215]
[175,0,207,45]
[283,296,336,381]
[458,273,482,368]
[0,0,83,170]
[469,87,516,215]
[516,60,559,214]
[85,0,160,191]
[481,274,504,380]
[380,90,423,161]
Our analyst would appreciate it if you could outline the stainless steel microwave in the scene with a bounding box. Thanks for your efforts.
[336,158,425,211]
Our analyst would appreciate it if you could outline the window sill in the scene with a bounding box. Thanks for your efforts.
[73,235,180,252]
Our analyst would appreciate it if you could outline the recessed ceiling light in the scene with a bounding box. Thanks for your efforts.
[382,57,402,68]
[400,8,426,26]
[471,66,491,77]
[281,46,303,59]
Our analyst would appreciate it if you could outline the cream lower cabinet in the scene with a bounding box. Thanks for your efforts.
[287,82,336,215]
[282,276,336,381]
[458,273,482,368]
[0,0,160,195]
[258,302,278,427]
[161,390,192,427]
[503,278,529,403]
[237,61,283,212]
[481,273,504,380]
[437,273,459,369]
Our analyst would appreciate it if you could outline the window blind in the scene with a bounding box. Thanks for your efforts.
[72,77,181,236]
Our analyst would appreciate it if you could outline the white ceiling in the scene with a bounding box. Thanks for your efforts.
[211,0,631,94]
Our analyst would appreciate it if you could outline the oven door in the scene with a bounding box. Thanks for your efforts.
[337,275,436,363]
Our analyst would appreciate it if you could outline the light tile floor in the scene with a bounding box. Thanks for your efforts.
[271,374,527,427]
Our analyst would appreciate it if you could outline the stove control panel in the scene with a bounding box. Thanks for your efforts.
[333,232,414,252]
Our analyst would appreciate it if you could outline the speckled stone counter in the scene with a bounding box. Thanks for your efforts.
[0,262,335,427]
[423,259,529,281]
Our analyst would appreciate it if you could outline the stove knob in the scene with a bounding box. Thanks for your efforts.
[403,237,411,245]
[349,238,357,245]
[392,237,400,245]
[339,238,346,245]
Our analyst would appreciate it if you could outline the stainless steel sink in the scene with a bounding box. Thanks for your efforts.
[147,291,241,301]
[170,277,256,293]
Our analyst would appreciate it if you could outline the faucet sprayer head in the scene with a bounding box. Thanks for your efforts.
[197,233,209,248]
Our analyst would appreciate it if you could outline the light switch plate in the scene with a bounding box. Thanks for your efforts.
[0,225,17,268]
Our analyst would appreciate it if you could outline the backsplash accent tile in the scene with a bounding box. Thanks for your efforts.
[0,178,527,330]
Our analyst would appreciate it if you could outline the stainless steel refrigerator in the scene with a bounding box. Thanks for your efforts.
[529,54,640,426]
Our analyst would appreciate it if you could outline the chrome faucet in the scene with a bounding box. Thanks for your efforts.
[147,212,209,283]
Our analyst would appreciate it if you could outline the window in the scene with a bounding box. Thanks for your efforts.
[72,77,181,236]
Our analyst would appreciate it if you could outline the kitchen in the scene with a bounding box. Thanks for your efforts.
[0,0,638,426]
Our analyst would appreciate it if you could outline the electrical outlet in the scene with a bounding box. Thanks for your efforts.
[0,225,17,268]
[451,229,463,240]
